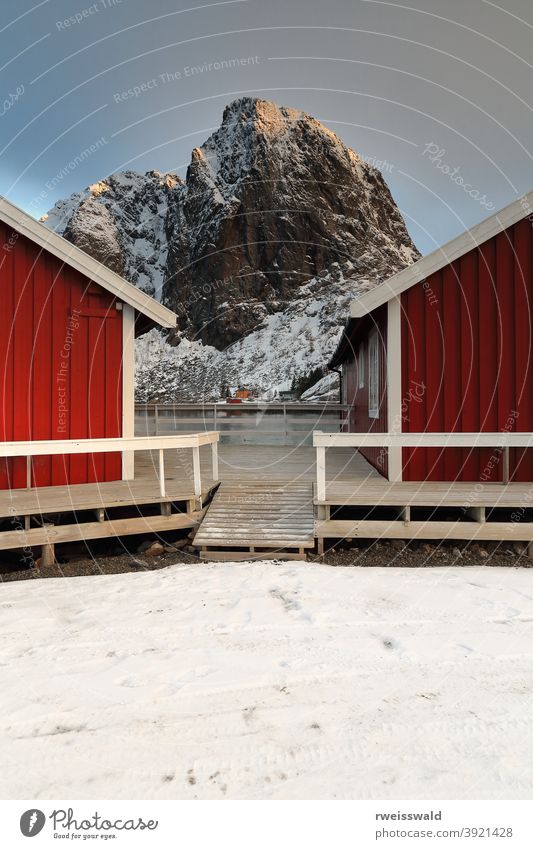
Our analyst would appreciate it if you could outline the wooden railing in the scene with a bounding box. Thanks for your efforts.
[0,432,219,498]
[135,403,349,446]
[313,431,533,501]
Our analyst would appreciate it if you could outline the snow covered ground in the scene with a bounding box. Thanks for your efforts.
[1,563,533,800]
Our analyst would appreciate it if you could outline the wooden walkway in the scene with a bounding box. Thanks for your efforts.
[193,482,315,560]
[186,445,371,560]
[183,443,377,485]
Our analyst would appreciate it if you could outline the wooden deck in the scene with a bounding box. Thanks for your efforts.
[0,444,531,561]
[173,443,377,484]
[0,446,218,561]
[314,469,533,554]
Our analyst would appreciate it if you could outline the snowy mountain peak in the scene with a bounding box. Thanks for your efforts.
[44,98,420,397]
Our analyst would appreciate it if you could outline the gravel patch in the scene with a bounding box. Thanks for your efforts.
[313,539,533,568]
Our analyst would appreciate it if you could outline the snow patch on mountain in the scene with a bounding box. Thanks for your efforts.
[44,171,182,300]
[300,372,340,402]
[135,263,375,401]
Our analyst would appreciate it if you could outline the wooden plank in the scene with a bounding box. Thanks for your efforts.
[316,519,533,542]
[203,512,313,530]
[0,432,219,457]
[314,481,533,507]
[195,533,314,540]
[199,550,306,561]
[466,506,485,522]
[313,431,533,448]
[194,537,314,548]
[192,445,201,496]
[0,510,205,550]
[0,480,211,518]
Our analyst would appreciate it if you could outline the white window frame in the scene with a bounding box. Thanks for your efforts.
[358,345,365,389]
[368,329,380,419]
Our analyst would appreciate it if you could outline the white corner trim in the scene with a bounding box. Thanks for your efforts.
[387,296,403,482]
[350,188,533,318]
[122,304,135,480]
[0,194,176,329]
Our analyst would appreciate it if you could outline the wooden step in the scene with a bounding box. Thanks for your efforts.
[199,550,307,561]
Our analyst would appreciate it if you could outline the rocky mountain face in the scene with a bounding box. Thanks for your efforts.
[44,97,419,399]
[45,170,180,301]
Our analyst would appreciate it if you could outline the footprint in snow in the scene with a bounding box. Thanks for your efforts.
[242,705,257,724]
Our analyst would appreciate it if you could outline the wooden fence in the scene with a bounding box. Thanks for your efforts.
[0,432,219,498]
[313,431,533,500]
[136,403,349,446]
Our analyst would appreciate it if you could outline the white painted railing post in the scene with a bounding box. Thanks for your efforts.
[211,440,219,481]
[317,444,326,503]
[122,303,136,480]
[502,446,510,484]
[158,448,166,498]
[387,295,403,482]
[192,445,201,496]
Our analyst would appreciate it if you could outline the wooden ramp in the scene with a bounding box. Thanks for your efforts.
[193,481,315,560]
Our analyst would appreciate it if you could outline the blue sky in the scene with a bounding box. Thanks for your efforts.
[1,0,532,253]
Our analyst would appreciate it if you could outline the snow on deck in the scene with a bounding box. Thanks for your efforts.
[1,564,532,800]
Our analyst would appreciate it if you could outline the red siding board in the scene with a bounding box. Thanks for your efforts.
[423,270,446,479]
[496,229,515,428]
[51,265,70,486]
[477,239,500,481]
[0,228,125,489]
[400,218,533,482]
[460,249,480,480]
[0,225,15,486]
[69,289,89,484]
[32,252,53,486]
[12,240,34,487]
[88,315,106,482]
[104,317,123,480]
[403,284,427,480]
[512,219,533,480]
[441,262,464,478]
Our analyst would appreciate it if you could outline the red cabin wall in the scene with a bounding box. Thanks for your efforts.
[342,305,388,477]
[401,216,533,482]
[0,222,123,489]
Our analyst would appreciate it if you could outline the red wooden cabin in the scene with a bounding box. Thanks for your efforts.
[0,195,176,489]
[331,192,533,483]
